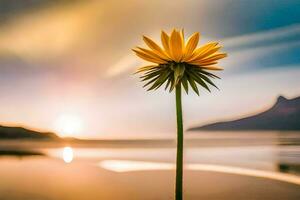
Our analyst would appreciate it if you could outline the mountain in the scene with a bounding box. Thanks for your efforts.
[0,125,59,140]
[189,95,300,131]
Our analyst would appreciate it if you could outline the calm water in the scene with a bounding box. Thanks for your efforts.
[1,131,300,200]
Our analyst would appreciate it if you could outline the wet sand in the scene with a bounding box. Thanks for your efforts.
[0,158,299,200]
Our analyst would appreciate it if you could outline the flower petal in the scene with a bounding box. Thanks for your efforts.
[161,31,171,55]
[199,66,224,70]
[197,53,227,64]
[182,32,200,61]
[143,36,170,60]
[180,29,185,48]
[186,42,218,62]
[198,46,222,59]
[169,29,184,62]
[189,45,222,63]
[189,61,218,66]
[136,47,166,61]
[132,48,167,64]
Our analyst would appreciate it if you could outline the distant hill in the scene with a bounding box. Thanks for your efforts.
[189,95,300,131]
[0,125,59,140]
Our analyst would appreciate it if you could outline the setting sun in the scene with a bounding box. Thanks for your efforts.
[54,114,83,137]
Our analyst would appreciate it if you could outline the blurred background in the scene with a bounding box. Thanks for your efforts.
[0,0,300,199]
[0,0,299,139]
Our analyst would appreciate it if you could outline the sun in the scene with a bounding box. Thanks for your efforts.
[54,114,83,137]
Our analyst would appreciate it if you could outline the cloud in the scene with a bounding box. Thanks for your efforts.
[0,1,101,60]
[221,23,300,50]
[222,40,300,71]
[105,54,140,77]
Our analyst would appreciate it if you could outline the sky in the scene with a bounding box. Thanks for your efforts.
[0,0,299,139]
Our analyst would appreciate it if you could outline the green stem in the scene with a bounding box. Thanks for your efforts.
[175,84,183,200]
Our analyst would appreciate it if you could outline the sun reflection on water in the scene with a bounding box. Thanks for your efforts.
[62,147,74,163]
[98,160,300,186]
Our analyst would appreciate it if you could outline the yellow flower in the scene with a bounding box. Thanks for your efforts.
[133,29,227,95]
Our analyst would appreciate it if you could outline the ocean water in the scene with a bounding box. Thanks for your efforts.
[0,131,300,200]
